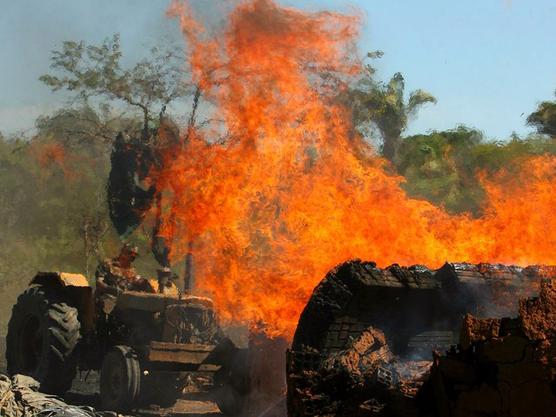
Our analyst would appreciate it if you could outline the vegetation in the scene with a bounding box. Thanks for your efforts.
[39,34,199,269]
[350,52,437,163]
[527,93,556,137]
[397,127,556,214]
[39,34,192,142]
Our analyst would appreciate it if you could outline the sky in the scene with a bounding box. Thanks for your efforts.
[1,0,555,139]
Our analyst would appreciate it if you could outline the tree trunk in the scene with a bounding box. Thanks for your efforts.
[142,109,149,142]
[382,133,401,165]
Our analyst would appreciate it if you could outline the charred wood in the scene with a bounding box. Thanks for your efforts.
[287,260,556,417]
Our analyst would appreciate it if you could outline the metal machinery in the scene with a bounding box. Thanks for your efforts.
[5,272,249,415]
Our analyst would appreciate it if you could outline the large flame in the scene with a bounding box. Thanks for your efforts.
[156,0,556,337]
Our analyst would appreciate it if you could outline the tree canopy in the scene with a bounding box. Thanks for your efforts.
[527,97,556,137]
[40,34,191,141]
[398,127,556,214]
[351,56,437,164]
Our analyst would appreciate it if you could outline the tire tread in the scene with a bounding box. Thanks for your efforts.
[6,285,81,395]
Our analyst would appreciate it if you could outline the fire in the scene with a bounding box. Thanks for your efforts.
[155,0,556,338]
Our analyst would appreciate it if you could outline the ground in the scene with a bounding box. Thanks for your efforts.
[0,352,222,417]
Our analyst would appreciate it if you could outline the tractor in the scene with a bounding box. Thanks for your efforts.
[5,272,249,415]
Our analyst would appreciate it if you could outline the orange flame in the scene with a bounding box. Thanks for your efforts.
[159,0,556,338]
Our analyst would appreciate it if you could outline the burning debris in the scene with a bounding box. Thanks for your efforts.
[431,279,556,417]
[286,260,556,417]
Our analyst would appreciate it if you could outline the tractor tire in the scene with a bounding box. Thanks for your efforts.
[214,348,249,416]
[100,345,141,412]
[6,284,81,395]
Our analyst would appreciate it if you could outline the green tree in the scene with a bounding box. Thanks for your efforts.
[40,33,191,142]
[527,95,556,137]
[39,34,197,260]
[35,104,141,149]
[352,59,436,163]
[398,127,484,213]
[398,127,556,214]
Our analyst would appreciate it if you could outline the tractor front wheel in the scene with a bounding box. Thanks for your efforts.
[100,345,141,411]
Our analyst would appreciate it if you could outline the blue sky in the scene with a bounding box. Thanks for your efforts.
[1,0,555,139]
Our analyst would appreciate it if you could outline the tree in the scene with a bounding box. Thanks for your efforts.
[397,127,556,215]
[40,33,191,142]
[352,59,436,164]
[527,96,556,137]
[398,127,484,214]
[35,104,141,150]
[39,34,199,273]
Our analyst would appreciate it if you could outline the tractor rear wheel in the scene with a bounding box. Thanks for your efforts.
[6,285,81,395]
[100,345,141,411]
